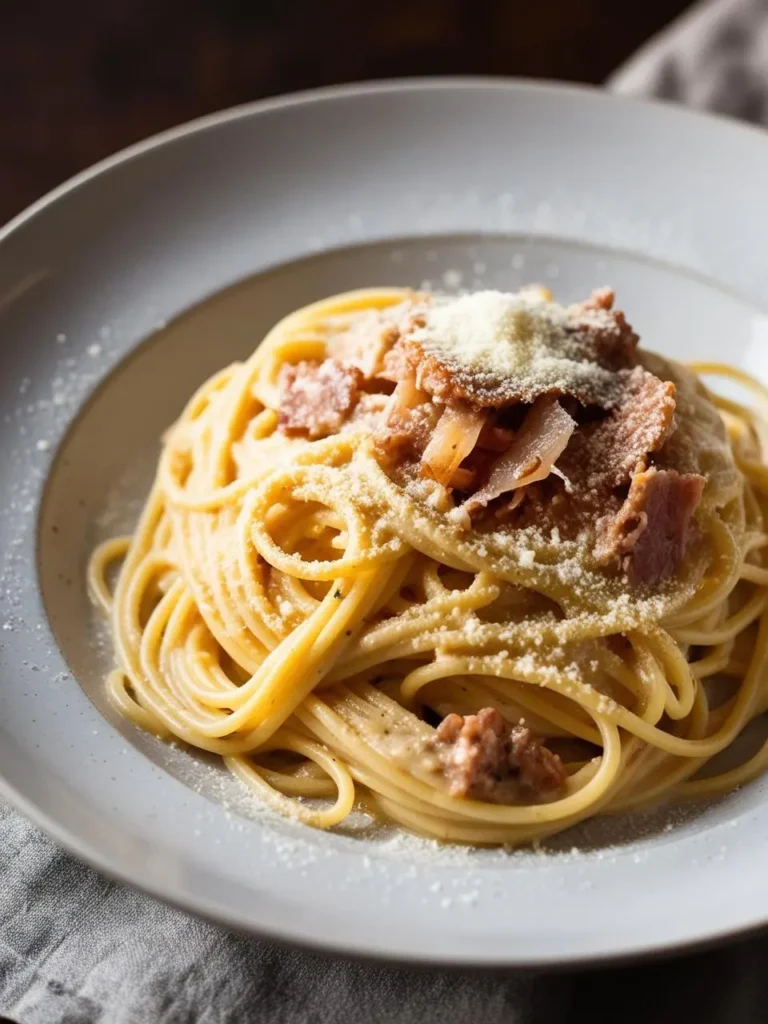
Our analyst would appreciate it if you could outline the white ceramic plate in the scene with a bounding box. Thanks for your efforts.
[2,79,768,968]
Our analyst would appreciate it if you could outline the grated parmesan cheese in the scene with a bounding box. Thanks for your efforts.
[410,290,621,406]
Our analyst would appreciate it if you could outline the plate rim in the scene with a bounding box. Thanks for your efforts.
[4,76,768,969]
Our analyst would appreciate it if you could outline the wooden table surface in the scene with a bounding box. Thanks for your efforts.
[1,0,694,224]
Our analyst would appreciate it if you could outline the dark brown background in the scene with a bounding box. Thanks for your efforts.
[1,0,695,225]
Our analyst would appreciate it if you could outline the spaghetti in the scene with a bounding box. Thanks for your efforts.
[88,286,768,845]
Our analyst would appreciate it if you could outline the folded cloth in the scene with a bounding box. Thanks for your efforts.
[4,2,768,1020]
[0,806,575,1023]
[609,0,768,124]
[4,805,768,1024]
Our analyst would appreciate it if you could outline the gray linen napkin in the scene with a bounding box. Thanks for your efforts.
[4,2,768,1020]
[609,0,768,123]
[0,801,573,1023]
[3,797,768,1024]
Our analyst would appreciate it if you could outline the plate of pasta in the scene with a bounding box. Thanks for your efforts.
[3,79,768,966]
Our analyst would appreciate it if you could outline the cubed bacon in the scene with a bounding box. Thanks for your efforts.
[326,317,400,379]
[377,341,410,383]
[325,301,425,380]
[435,707,566,802]
[595,467,705,585]
[377,309,428,384]
[278,359,363,439]
[560,366,677,492]
[509,724,569,795]
[436,708,507,802]
[392,289,639,410]
[566,287,639,369]
[399,334,492,406]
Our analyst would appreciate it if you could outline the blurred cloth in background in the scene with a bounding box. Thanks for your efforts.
[611,0,768,121]
[1,0,696,223]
